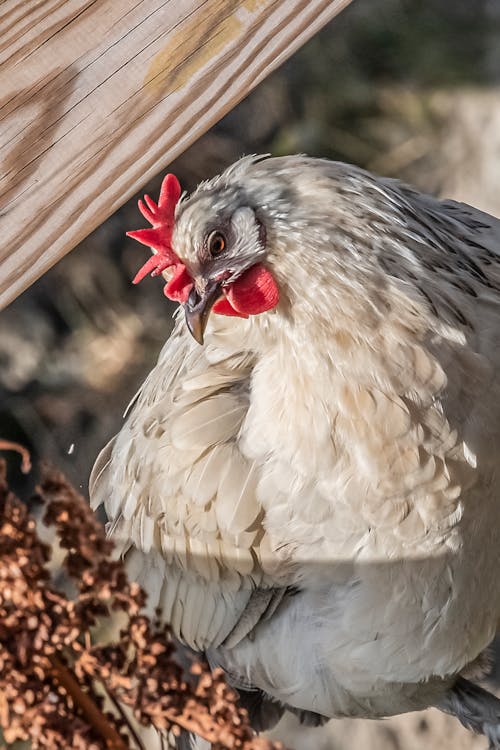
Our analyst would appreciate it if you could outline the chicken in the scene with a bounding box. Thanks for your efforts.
[90,155,500,745]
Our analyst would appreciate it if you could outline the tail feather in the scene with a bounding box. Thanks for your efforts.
[439,677,500,748]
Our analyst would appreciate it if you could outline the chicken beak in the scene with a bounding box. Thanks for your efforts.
[184,280,222,345]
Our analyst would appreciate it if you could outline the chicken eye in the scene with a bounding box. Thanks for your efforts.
[208,231,226,257]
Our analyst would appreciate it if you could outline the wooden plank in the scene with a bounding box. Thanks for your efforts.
[0,0,352,309]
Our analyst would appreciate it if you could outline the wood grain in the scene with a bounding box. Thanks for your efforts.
[0,0,352,309]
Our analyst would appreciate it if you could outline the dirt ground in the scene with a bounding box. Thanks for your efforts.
[269,708,489,750]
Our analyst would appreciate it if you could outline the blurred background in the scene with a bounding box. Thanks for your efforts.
[2,1,500,746]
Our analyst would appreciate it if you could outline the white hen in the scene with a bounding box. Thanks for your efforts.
[90,155,500,745]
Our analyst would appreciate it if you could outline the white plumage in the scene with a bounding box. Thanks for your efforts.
[90,155,500,742]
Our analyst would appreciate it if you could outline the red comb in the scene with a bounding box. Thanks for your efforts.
[127,174,193,302]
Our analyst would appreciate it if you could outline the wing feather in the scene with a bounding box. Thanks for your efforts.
[90,316,282,650]
[215,451,260,534]
[171,394,246,451]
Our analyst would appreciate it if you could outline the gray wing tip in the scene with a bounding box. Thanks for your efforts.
[439,677,500,747]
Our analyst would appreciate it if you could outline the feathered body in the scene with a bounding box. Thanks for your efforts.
[91,156,500,729]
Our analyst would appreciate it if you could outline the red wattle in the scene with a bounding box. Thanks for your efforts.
[164,264,193,302]
[225,263,279,315]
[212,296,249,318]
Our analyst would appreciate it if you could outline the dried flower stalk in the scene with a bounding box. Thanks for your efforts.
[0,460,285,750]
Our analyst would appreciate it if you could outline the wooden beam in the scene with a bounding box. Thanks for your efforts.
[0,0,352,309]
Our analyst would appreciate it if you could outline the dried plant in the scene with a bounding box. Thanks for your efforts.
[0,457,284,750]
